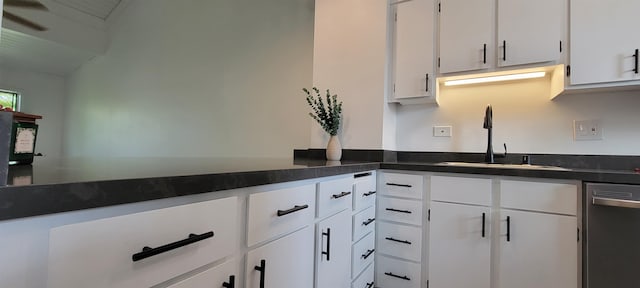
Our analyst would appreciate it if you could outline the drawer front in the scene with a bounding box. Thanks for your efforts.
[351,262,374,288]
[247,184,315,246]
[377,222,422,262]
[377,197,423,226]
[353,205,376,241]
[352,232,375,278]
[317,176,354,218]
[381,173,423,199]
[353,171,376,212]
[431,175,492,206]
[48,197,239,288]
[246,226,314,288]
[376,255,422,288]
[500,180,577,215]
[167,258,238,288]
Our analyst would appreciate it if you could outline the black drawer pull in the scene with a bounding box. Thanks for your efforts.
[386,208,412,214]
[386,183,412,188]
[361,249,375,259]
[506,216,511,242]
[362,218,375,226]
[366,281,375,288]
[322,228,331,261]
[385,237,411,245]
[483,43,487,64]
[254,259,266,288]
[277,204,309,217]
[502,40,507,61]
[385,272,411,281]
[332,191,352,199]
[222,275,235,288]
[363,191,376,197]
[425,73,429,92]
[132,231,214,262]
[634,48,639,74]
[354,172,372,178]
[482,212,486,238]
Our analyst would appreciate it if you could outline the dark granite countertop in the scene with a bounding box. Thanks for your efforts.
[2,154,639,221]
[0,157,379,221]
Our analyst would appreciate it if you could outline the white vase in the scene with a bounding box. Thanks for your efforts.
[326,135,342,161]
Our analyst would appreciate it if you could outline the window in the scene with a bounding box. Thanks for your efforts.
[0,89,20,111]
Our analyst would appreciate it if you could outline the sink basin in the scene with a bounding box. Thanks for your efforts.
[435,162,571,171]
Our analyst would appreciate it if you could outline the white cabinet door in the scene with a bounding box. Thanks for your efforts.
[316,210,352,288]
[570,0,640,85]
[392,0,435,100]
[428,201,491,288]
[167,258,238,288]
[497,209,578,288]
[497,0,564,67]
[246,226,314,288]
[438,0,493,73]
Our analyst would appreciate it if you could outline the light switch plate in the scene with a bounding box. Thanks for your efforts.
[433,125,452,137]
[574,119,603,141]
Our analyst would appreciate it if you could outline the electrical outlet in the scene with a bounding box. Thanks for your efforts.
[574,119,603,141]
[433,125,452,137]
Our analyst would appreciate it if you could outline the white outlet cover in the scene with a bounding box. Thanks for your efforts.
[574,119,603,141]
[433,125,452,137]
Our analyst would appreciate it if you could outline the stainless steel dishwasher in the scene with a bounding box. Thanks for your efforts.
[585,182,640,288]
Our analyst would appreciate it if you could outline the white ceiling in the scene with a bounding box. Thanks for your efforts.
[51,0,122,20]
[0,28,95,75]
[1,0,126,76]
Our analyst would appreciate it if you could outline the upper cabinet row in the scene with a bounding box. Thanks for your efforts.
[390,0,640,102]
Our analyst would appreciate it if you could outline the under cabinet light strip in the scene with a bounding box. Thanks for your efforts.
[443,71,546,86]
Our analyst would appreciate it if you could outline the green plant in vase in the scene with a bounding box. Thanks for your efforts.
[303,87,343,160]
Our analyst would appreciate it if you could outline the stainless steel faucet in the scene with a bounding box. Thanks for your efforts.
[483,105,506,163]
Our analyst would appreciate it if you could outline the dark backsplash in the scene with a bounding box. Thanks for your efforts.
[294,149,640,171]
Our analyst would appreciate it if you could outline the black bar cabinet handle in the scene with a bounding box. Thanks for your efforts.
[354,172,372,178]
[362,249,375,259]
[362,218,375,226]
[483,43,487,64]
[425,73,429,92]
[506,216,511,242]
[277,204,309,217]
[132,231,214,262]
[503,40,507,61]
[222,275,235,288]
[385,237,411,245]
[366,282,375,288]
[254,259,266,288]
[363,191,376,197]
[332,191,351,199]
[385,272,411,281]
[322,228,331,261]
[386,208,412,214]
[482,213,486,238]
[634,49,639,74]
[386,182,412,188]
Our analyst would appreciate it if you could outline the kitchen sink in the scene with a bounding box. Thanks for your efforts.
[435,162,571,171]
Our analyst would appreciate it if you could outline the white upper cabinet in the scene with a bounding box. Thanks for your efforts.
[570,0,640,85]
[439,0,566,74]
[391,0,436,100]
[438,0,493,74]
[497,0,564,67]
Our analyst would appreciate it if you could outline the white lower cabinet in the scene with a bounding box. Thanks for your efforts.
[428,201,491,288]
[167,258,238,288]
[428,174,579,288]
[352,232,375,278]
[376,255,422,288]
[497,209,578,288]
[47,197,239,288]
[246,226,315,288]
[352,263,374,288]
[316,209,352,288]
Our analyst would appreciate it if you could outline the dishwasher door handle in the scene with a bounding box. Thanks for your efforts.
[593,197,640,209]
